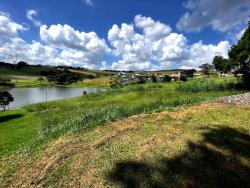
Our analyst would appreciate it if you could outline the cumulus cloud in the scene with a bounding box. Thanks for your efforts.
[0,12,109,69]
[134,15,172,40]
[40,24,109,68]
[26,9,42,27]
[0,12,231,70]
[0,12,27,41]
[108,15,230,70]
[83,0,93,6]
[177,0,250,32]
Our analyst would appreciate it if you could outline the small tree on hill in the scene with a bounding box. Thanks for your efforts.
[0,91,14,111]
[16,61,29,70]
[199,63,214,77]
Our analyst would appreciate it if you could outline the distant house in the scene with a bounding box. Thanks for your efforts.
[218,73,232,77]
[169,72,181,81]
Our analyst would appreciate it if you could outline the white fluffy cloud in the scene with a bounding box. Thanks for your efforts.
[40,24,109,68]
[177,0,250,32]
[83,0,93,6]
[108,15,230,70]
[0,12,27,42]
[26,9,42,27]
[0,12,109,69]
[0,12,232,70]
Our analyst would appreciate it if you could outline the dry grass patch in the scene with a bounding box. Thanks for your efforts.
[1,102,249,187]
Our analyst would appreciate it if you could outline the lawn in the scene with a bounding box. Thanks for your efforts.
[0,101,249,187]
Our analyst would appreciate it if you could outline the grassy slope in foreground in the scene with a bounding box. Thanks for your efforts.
[0,77,244,157]
[1,102,249,187]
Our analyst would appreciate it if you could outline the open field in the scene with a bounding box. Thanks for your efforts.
[0,77,249,187]
[0,64,112,88]
[71,77,112,88]
[0,75,112,88]
[0,100,249,187]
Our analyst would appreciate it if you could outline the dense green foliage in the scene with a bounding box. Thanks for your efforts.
[199,63,214,77]
[212,56,233,73]
[181,69,196,78]
[151,75,157,83]
[229,21,250,88]
[162,75,172,82]
[0,91,14,111]
[0,62,52,76]
[41,69,81,84]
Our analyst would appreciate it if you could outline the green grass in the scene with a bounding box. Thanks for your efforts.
[0,109,40,156]
[1,97,249,187]
[0,77,245,159]
[176,77,242,92]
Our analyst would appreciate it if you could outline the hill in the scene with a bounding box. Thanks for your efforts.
[0,91,249,187]
[0,62,113,88]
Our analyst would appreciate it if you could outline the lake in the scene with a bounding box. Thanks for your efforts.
[7,87,105,109]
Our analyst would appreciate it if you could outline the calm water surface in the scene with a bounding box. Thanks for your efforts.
[8,87,105,109]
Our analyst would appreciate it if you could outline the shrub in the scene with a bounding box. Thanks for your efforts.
[151,75,157,83]
[180,74,188,81]
[138,77,146,84]
[162,75,172,82]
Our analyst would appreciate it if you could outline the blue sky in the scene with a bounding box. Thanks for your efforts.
[0,0,249,70]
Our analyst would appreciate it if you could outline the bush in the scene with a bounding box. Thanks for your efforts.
[180,74,188,81]
[138,77,146,84]
[151,75,157,83]
[162,75,172,82]
[41,69,80,84]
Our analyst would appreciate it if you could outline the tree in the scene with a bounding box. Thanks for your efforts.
[228,21,250,88]
[0,91,14,111]
[16,61,29,70]
[181,69,196,78]
[212,56,233,73]
[199,63,214,77]
[138,77,146,84]
[162,75,172,82]
[151,75,157,83]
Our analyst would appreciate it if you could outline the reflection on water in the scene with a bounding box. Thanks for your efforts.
[8,87,105,109]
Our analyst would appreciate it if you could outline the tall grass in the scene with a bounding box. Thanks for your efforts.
[2,77,244,156]
[31,79,243,143]
[175,77,242,92]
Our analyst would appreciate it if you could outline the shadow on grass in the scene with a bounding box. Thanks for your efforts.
[107,127,250,188]
[0,114,24,123]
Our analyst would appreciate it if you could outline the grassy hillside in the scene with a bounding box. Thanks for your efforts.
[0,77,249,187]
[0,63,112,88]
[1,98,249,187]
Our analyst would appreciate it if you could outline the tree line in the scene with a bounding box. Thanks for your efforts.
[212,21,250,88]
